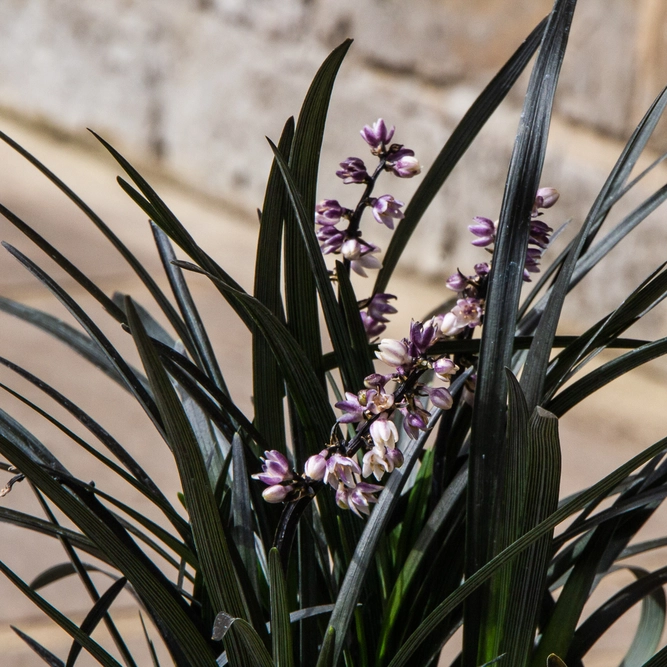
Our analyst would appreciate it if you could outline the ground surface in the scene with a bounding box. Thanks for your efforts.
[1,116,666,666]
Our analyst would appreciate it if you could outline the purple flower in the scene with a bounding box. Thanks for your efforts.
[360,311,387,338]
[370,195,405,229]
[426,386,454,410]
[335,392,365,423]
[529,219,553,249]
[385,446,404,470]
[370,416,399,450]
[433,357,458,381]
[315,199,345,226]
[468,216,496,247]
[532,187,559,215]
[341,239,382,277]
[440,298,483,336]
[336,481,383,517]
[336,157,369,184]
[409,319,439,355]
[360,118,395,152]
[400,405,432,440]
[446,271,468,292]
[252,450,292,486]
[316,224,347,254]
[360,293,397,337]
[366,293,397,322]
[387,149,421,178]
[325,454,361,489]
[523,247,543,281]
[474,262,490,278]
[362,446,392,480]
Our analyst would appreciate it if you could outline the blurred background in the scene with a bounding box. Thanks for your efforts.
[2,1,667,664]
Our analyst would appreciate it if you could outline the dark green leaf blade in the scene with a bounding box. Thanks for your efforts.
[11,626,65,667]
[373,16,547,294]
[253,117,294,455]
[0,560,123,667]
[268,140,359,393]
[269,548,294,667]
[125,298,255,628]
[65,577,129,667]
[465,3,576,664]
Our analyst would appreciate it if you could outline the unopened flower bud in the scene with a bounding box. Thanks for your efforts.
[385,447,404,469]
[428,386,454,410]
[262,484,292,503]
[360,118,395,152]
[304,454,327,481]
[534,187,559,212]
[376,338,412,368]
[389,154,421,178]
[433,358,458,380]
[336,157,369,184]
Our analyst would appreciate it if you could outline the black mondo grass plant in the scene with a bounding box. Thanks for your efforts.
[4,2,667,666]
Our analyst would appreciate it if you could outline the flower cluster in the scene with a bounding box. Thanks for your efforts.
[251,122,560,520]
[251,312,461,516]
[456,187,559,284]
[316,119,422,333]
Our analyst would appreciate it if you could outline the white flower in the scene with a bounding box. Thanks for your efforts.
[363,445,392,480]
[324,453,361,489]
[370,416,399,450]
[375,338,412,368]
[341,239,382,277]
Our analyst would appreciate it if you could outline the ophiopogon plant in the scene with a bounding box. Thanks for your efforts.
[3,1,667,665]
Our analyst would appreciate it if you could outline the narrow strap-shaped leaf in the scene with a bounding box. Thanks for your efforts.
[253,117,293,455]
[0,506,103,560]
[567,566,667,664]
[521,221,588,410]
[30,561,117,591]
[377,464,467,663]
[335,260,374,384]
[139,612,163,667]
[0,559,123,667]
[65,577,129,667]
[212,613,275,667]
[0,129,189,343]
[385,436,667,667]
[151,223,228,393]
[282,39,352,374]
[0,405,66,472]
[173,261,335,449]
[465,3,576,663]
[373,16,547,294]
[0,203,126,322]
[0,296,140,388]
[232,432,257,596]
[2,242,163,430]
[11,626,66,667]
[518,85,667,333]
[31,485,138,667]
[314,627,336,667]
[268,141,358,392]
[501,400,561,663]
[547,337,667,417]
[154,337,265,453]
[0,357,190,543]
[125,298,254,628]
[269,548,294,667]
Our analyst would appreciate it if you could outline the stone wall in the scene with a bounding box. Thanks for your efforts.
[1,0,667,329]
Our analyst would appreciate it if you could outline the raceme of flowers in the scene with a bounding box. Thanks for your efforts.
[315,118,422,339]
[252,119,559,517]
